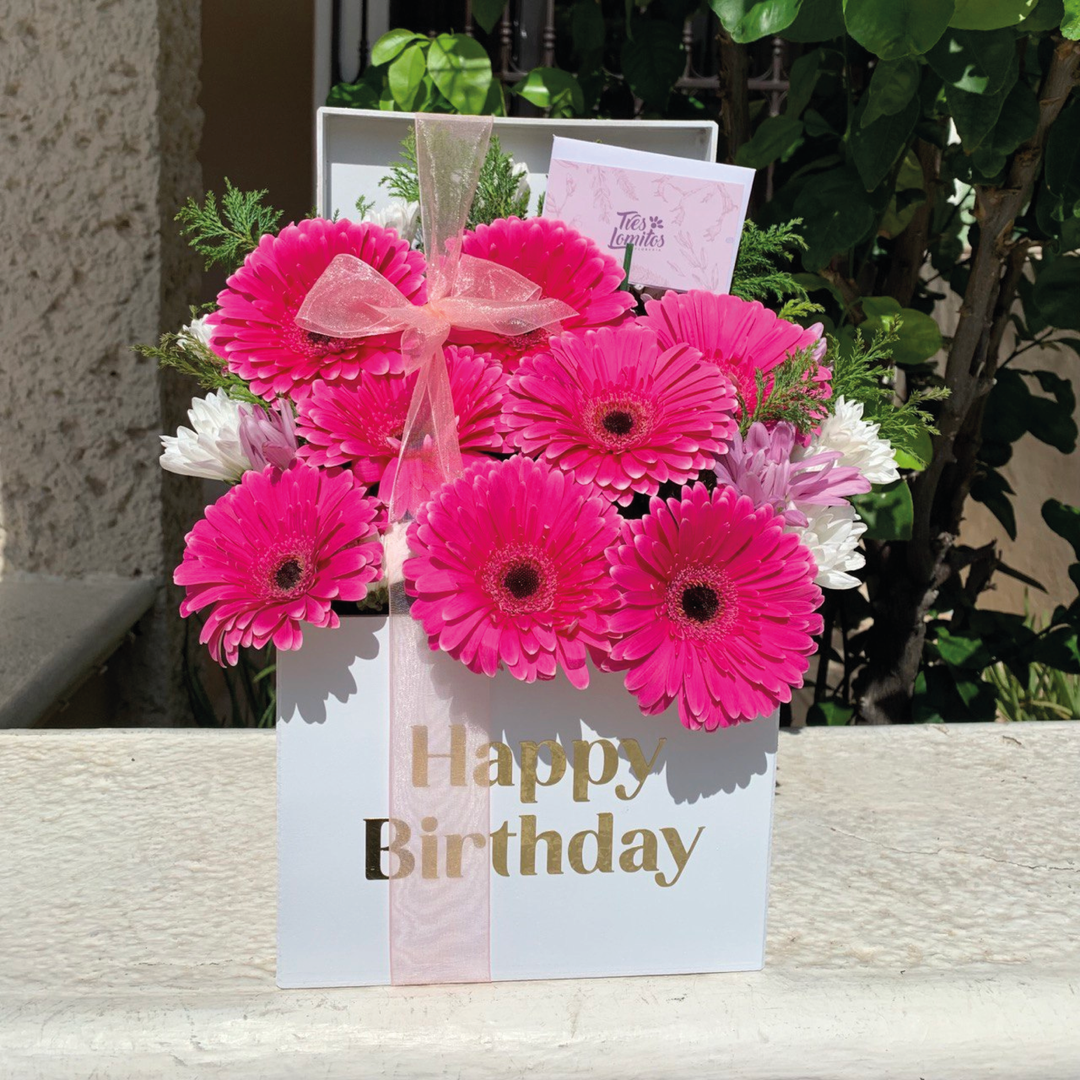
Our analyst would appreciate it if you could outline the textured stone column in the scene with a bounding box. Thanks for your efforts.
[0,0,204,723]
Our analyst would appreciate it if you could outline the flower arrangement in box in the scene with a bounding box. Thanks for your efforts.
[146,116,941,732]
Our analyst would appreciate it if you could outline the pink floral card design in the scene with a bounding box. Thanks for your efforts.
[543,138,754,294]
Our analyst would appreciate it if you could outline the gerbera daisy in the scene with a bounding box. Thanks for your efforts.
[503,324,738,505]
[714,421,870,528]
[606,483,823,730]
[454,216,635,370]
[175,462,382,665]
[404,455,621,688]
[296,345,507,491]
[640,290,828,417]
[206,217,426,401]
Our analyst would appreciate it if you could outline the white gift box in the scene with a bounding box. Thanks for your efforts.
[316,108,719,219]
[277,616,778,987]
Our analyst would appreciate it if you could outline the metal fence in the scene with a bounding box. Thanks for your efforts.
[330,0,791,119]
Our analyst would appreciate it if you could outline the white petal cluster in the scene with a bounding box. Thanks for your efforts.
[805,396,900,486]
[511,161,531,205]
[160,389,252,482]
[179,314,214,351]
[364,199,421,244]
[794,502,867,591]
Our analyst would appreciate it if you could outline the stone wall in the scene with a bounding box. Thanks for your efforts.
[0,0,203,722]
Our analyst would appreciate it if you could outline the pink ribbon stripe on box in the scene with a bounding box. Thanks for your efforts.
[297,114,574,985]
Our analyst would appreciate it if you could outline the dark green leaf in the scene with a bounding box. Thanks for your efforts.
[571,0,607,59]
[806,700,856,725]
[1032,626,1080,672]
[735,114,805,169]
[784,0,846,39]
[851,91,920,191]
[1021,0,1065,32]
[428,34,493,114]
[950,0,1037,28]
[388,44,427,111]
[794,168,876,269]
[1042,498,1080,558]
[786,49,824,119]
[935,628,994,668]
[971,80,1039,177]
[860,296,943,364]
[946,74,1017,154]
[1044,98,1080,224]
[327,81,379,110]
[842,0,955,60]
[371,29,426,66]
[971,469,1017,539]
[927,27,1017,96]
[862,57,922,128]
[512,67,585,116]
[472,0,508,33]
[852,479,914,540]
[891,423,934,470]
[710,0,802,42]
[1034,255,1080,331]
[621,20,685,108]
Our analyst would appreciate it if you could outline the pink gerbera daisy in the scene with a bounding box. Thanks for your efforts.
[503,324,738,505]
[454,216,635,371]
[296,345,507,491]
[605,483,823,730]
[714,421,870,528]
[405,455,621,688]
[206,218,426,401]
[640,290,829,417]
[175,462,382,665]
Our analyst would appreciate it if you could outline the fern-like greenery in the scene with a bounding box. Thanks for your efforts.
[739,345,828,437]
[135,313,264,407]
[732,220,814,309]
[176,179,283,271]
[829,325,949,467]
[380,132,529,244]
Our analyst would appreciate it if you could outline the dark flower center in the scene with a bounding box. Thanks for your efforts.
[681,584,720,623]
[602,410,635,436]
[504,563,541,600]
[305,330,334,347]
[275,558,303,591]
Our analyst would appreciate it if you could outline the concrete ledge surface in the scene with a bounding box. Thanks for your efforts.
[0,724,1076,1079]
[0,574,158,728]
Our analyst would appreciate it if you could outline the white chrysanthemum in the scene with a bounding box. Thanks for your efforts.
[793,502,867,591]
[364,199,421,244]
[179,314,214,351]
[803,396,900,486]
[160,389,252,482]
[511,160,531,204]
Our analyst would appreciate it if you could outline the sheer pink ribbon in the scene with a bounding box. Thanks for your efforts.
[296,114,574,985]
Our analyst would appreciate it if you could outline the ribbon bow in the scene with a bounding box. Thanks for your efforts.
[296,115,574,521]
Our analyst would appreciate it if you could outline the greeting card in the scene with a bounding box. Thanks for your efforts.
[542,137,755,293]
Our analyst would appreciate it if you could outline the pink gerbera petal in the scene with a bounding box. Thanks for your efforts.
[453,216,636,371]
[207,217,426,401]
[640,290,829,418]
[504,323,739,505]
[296,345,508,487]
[603,483,824,730]
[174,462,383,665]
[404,455,621,686]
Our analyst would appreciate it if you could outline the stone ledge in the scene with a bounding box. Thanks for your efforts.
[0,724,1076,1079]
[0,574,158,728]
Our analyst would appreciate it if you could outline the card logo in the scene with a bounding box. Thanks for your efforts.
[609,210,665,251]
